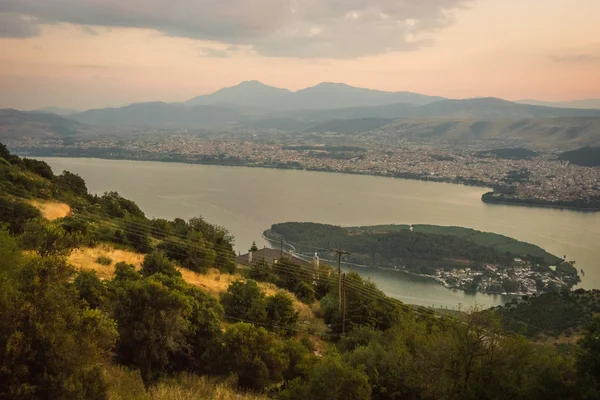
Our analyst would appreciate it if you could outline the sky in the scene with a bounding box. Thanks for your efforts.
[0,0,599,110]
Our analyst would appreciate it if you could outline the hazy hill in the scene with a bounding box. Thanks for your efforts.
[0,109,86,139]
[187,81,444,110]
[381,117,600,149]
[272,102,416,121]
[70,102,247,127]
[186,80,293,109]
[265,98,600,122]
[288,82,444,109]
[559,146,600,166]
[304,118,393,133]
[518,99,600,110]
[32,107,79,116]
[412,98,600,119]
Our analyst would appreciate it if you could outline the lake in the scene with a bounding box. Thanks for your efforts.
[40,157,600,309]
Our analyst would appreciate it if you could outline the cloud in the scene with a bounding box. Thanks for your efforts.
[80,25,98,35]
[0,12,40,37]
[550,54,599,63]
[0,0,471,58]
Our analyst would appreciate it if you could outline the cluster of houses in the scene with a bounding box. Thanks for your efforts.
[431,259,576,295]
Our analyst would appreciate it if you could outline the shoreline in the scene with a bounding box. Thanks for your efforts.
[481,196,600,212]
[27,151,598,212]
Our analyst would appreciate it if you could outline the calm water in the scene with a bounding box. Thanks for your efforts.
[40,157,600,309]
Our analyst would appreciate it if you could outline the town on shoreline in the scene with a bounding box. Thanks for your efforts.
[9,134,600,211]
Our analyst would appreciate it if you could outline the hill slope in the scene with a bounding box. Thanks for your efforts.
[380,117,600,149]
[70,102,247,127]
[0,109,86,138]
[518,99,600,110]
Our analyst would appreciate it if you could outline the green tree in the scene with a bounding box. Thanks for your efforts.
[173,284,224,373]
[577,317,600,397]
[140,251,181,278]
[250,241,259,252]
[249,259,276,282]
[111,278,191,387]
[20,219,80,257]
[266,293,299,337]
[0,224,21,273]
[74,270,108,309]
[294,281,316,304]
[0,255,117,399]
[113,262,141,282]
[22,158,54,180]
[0,197,41,234]
[0,142,10,160]
[56,170,88,196]
[280,355,371,400]
[124,217,152,253]
[220,280,267,323]
[217,323,289,390]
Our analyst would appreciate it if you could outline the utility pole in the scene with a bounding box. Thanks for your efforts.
[342,273,347,334]
[332,248,350,311]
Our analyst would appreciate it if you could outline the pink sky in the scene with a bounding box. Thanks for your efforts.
[0,0,599,110]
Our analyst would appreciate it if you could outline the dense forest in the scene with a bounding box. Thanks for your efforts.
[3,142,600,399]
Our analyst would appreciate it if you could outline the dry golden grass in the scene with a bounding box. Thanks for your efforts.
[180,268,279,298]
[68,244,144,279]
[31,200,71,220]
[539,332,582,346]
[69,245,279,299]
[105,365,267,400]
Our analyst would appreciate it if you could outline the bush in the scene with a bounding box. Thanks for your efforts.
[141,251,181,278]
[220,280,267,323]
[266,293,299,337]
[96,255,113,266]
[294,281,316,304]
[217,323,289,391]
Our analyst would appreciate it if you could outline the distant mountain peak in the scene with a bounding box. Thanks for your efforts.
[238,80,271,87]
[312,82,353,88]
[187,81,445,109]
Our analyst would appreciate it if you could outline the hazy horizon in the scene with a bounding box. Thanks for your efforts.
[1,0,599,110]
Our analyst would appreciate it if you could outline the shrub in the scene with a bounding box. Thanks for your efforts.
[96,255,113,266]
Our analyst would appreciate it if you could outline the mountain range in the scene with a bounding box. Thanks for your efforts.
[186,81,445,110]
[63,82,600,128]
[3,81,600,149]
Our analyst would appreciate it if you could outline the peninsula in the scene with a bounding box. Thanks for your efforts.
[264,222,580,296]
